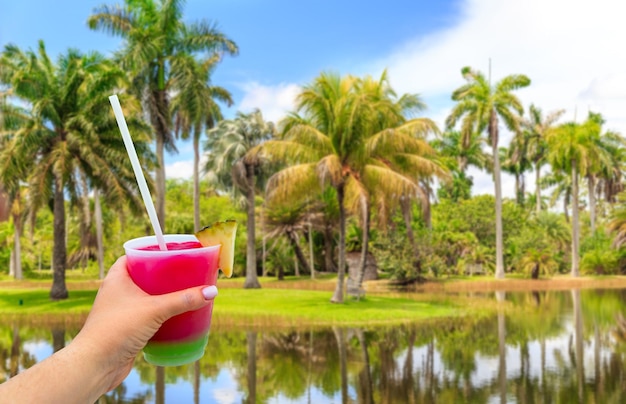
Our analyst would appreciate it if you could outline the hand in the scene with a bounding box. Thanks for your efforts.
[75,255,218,391]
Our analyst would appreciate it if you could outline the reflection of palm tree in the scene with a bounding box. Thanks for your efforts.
[571,289,584,403]
[155,366,165,404]
[245,332,257,404]
[496,291,507,404]
[332,327,348,404]
[355,329,374,404]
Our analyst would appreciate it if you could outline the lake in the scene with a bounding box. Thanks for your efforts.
[1,288,626,403]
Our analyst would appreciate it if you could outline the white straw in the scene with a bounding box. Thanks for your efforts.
[109,94,167,251]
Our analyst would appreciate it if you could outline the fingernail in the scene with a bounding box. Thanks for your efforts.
[202,286,218,300]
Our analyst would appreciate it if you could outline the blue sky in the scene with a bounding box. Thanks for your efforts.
[2,0,625,198]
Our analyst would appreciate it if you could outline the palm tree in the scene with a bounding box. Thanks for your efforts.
[446,66,531,279]
[88,0,238,230]
[522,105,565,214]
[262,200,312,276]
[546,116,604,276]
[0,42,150,299]
[255,72,446,303]
[205,109,276,288]
[171,53,233,232]
[432,130,491,174]
[500,142,531,206]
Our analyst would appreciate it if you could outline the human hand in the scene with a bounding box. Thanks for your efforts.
[73,255,218,392]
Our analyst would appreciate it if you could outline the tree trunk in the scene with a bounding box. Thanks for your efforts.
[243,163,261,288]
[357,197,370,288]
[11,207,23,280]
[94,189,105,279]
[331,183,347,303]
[491,111,505,279]
[571,161,580,277]
[535,162,542,213]
[401,196,420,274]
[287,230,311,274]
[155,134,166,232]
[79,171,91,271]
[50,174,68,300]
[588,175,596,233]
[308,221,315,279]
[323,225,337,273]
[193,126,201,233]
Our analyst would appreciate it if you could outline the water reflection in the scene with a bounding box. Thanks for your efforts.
[2,289,626,403]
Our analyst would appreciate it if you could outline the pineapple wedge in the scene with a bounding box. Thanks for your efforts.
[195,220,238,277]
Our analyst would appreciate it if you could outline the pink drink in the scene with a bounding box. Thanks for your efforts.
[124,235,220,366]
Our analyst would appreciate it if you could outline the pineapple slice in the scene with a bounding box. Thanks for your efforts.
[195,220,238,277]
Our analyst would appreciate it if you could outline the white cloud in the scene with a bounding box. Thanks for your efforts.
[165,154,208,180]
[228,0,626,198]
[375,0,626,198]
[237,81,300,124]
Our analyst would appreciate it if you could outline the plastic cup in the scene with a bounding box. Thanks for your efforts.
[124,234,220,366]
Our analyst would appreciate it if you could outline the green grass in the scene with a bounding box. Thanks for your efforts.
[0,286,466,327]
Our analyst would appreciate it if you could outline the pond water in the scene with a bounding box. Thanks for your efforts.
[2,288,626,403]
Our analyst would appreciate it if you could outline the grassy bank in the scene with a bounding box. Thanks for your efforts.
[0,282,471,328]
[3,273,625,328]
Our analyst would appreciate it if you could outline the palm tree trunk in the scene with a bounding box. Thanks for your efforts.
[193,127,201,233]
[287,230,311,274]
[357,197,370,288]
[11,206,23,280]
[331,183,346,303]
[155,134,166,232]
[588,175,596,233]
[50,173,68,300]
[571,161,580,277]
[535,162,542,213]
[323,225,337,273]
[94,188,104,279]
[491,113,505,279]
[308,221,315,279]
[243,163,261,288]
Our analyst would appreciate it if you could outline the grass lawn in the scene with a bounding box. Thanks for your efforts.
[0,280,470,328]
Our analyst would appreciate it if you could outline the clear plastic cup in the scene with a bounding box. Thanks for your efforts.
[124,234,220,366]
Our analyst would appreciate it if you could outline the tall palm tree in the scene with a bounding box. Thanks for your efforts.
[205,109,276,289]
[255,72,446,303]
[522,105,565,214]
[0,42,150,299]
[446,66,531,279]
[171,53,233,232]
[546,116,604,276]
[579,112,623,233]
[88,0,238,230]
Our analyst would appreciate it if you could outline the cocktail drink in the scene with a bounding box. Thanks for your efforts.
[124,234,220,366]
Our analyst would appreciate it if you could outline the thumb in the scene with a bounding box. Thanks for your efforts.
[156,285,218,320]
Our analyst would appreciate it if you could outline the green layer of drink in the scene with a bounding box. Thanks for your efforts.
[143,334,209,367]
